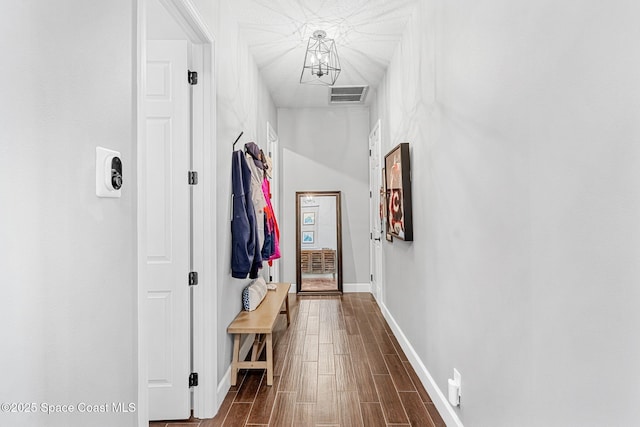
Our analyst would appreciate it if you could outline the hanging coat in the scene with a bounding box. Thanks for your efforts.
[231,150,262,279]
[261,178,281,262]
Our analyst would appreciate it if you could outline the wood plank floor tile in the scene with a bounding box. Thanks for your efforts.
[384,354,416,392]
[333,329,350,354]
[318,343,335,375]
[403,361,432,403]
[309,299,321,315]
[388,333,409,362]
[307,315,320,335]
[269,392,297,426]
[293,403,316,426]
[345,315,359,335]
[203,391,236,427]
[316,374,338,425]
[363,339,389,375]
[337,391,364,427]
[246,376,280,425]
[399,392,435,427]
[335,354,357,392]
[360,402,387,427]
[221,403,251,427]
[374,328,398,355]
[235,370,263,402]
[160,293,445,427]
[425,403,447,427]
[288,330,306,356]
[279,354,303,391]
[357,318,376,343]
[348,335,379,402]
[318,318,333,344]
[373,374,409,424]
[303,333,319,362]
[298,361,318,402]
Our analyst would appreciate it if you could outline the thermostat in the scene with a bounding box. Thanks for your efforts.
[96,147,122,198]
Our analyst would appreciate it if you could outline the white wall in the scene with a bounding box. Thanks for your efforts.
[373,0,640,425]
[0,2,136,426]
[211,0,278,383]
[278,107,370,286]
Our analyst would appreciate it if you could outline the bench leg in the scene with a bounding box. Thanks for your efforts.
[285,295,291,327]
[230,334,240,386]
[266,333,273,386]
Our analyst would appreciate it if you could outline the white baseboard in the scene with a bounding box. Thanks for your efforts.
[216,333,255,416]
[378,300,464,427]
[289,283,372,293]
[344,282,371,293]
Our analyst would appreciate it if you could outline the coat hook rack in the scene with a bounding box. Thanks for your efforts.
[232,132,244,150]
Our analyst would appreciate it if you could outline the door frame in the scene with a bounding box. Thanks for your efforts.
[266,121,280,282]
[369,119,384,304]
[136,0,217,424]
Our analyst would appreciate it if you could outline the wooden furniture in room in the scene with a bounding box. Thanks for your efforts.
[227,282,290,386]
[300,249,336,278]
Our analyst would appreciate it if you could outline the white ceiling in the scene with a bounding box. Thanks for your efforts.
[226,0,418,108]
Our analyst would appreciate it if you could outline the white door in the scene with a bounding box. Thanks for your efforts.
[369,120,383,301]
[145,40,191,420]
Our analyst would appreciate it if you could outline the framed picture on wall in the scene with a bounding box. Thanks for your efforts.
[302,212,315,225]
[384,143,413,241]
[302,231,315,244]
[382,167,393,242]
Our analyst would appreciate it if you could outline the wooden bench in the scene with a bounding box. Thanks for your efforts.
[227,282,291,386]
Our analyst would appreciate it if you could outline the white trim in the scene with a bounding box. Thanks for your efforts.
[378,300,464,427]
[135,1,148,425]
[344,283,372,293]
[216,335,255,407]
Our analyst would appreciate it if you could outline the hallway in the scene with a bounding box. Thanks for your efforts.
[151,293,445,426]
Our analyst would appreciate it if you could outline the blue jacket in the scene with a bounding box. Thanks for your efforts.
[231,150,262,278]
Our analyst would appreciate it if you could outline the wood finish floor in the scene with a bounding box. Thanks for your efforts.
[150,293,445,427]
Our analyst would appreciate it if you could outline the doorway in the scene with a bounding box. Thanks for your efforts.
[369,120,383,303]
[137,0,217,424]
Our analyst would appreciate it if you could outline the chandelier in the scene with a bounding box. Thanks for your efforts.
[300,30,341,86]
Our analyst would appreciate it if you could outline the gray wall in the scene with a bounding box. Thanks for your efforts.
[278,107,370,286]
[0,1,136,426]
[373,0,640,425]
[212,0,279,382]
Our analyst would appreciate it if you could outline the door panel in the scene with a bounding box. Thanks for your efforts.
[145,40,190,421]
[369,120,383,301]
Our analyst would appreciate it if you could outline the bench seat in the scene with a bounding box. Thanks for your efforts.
[227,282,291,386]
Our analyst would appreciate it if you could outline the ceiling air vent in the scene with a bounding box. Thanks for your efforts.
[329,85,369,104]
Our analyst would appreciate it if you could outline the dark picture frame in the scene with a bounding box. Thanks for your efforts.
[384,143,413,241]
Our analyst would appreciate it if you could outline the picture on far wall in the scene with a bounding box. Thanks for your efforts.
[302,231,315,244]
[384,143,413,241]
[302,212,315,225]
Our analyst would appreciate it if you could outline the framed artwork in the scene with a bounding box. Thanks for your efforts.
[302,212,315,225]
[382,167,393,242]
[302,231,315,244]
[384,143,413,241]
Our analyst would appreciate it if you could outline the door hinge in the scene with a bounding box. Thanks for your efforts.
[188,171,198,185]
[371,274,373,281]
[189,271,199,286]
[369,149,371,156]
[370,233,373,239]
[188,70,198,85]
[189,372,199,387]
